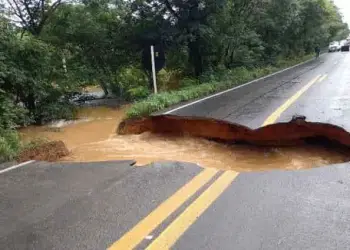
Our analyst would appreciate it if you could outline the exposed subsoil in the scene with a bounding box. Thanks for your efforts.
[118,115,350,148]
[18,141,69,162]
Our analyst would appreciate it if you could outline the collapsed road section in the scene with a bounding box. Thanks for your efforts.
[118,115,350,149]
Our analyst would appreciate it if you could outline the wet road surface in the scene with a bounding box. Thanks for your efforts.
[2,52,350,249]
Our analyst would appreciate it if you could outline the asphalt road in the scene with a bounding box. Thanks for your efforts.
[2,52,350,250]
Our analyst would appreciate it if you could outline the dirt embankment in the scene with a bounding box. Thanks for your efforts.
[18,141,69,162]
[117,115,350,149]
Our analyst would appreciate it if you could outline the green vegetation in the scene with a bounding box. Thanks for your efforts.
[0,128,20,163]
[0,0,349,161]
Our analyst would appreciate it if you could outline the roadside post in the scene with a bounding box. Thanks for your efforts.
[151,45,158,94]
[142,44,165,93]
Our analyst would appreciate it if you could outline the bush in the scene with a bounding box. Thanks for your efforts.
[179,77,200,88]
[125,54,314,119]
[157,69,182,91]
[110,66,149,100]
[126,86,150,101]
[0,90,30,128]
[34,102,77,124]
[0,128,20,163]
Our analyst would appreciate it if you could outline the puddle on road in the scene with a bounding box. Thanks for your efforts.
[19,107,349,172]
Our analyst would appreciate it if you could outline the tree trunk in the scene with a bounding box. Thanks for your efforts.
[188,38,203,77]
[26,92,36,112]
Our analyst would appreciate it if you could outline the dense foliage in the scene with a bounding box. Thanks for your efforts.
[0,0,349,160]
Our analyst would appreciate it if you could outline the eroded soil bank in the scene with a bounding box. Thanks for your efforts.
[19,107,350,172]
[118,115,350,147]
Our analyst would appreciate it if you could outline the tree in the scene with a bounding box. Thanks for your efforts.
[1,0,349,127]
[0,19,74,123]
[5,0,63,36]
[40,0,138,96]
[211,0,263,67]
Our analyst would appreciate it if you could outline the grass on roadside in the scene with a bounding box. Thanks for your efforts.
[0,128,21,163]
[126,54,314,119]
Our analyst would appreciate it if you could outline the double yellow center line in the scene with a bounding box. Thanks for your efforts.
[109,74,327,250]
[146,171,238,249]
[108,168,220,249]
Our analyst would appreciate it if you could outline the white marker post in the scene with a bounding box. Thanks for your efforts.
[62,57,67,73]
[150,45,158,94]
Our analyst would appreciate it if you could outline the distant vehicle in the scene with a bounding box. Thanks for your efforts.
[328,41,340,52]
[337,42,342,51]
[341,39,350,52]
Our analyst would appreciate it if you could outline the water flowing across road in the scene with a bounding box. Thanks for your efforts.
[19,106,348,172]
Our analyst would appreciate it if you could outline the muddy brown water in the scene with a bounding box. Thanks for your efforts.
[19,106,349,172]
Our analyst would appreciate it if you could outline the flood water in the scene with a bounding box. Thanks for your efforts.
[19,106,127,149]
[19,106,349,172]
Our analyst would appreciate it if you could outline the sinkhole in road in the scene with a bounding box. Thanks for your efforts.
[19,107,350,171]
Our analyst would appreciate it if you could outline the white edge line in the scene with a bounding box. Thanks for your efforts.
[164,56,317,114]
[0,160,35,174]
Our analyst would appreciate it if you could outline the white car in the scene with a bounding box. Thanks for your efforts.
[328,41,340,52]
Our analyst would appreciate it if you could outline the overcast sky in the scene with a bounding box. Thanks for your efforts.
[334,0,350,26]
